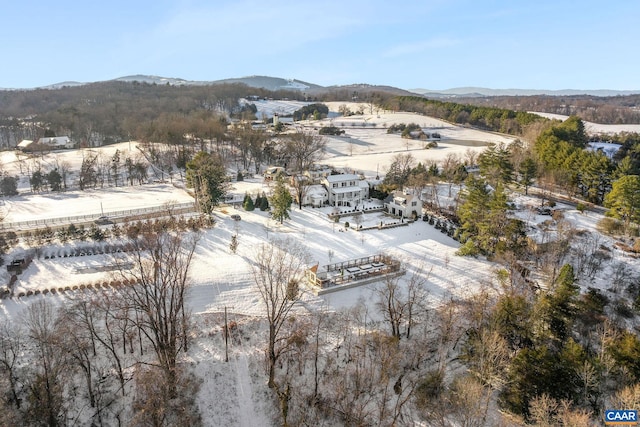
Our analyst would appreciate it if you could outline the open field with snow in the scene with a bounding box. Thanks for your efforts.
[3,103,639,426]
[260,101,517,176]
[0,172,495,317]
[3,103,632,318]
[531,111,640,135]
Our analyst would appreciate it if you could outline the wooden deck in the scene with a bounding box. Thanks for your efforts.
[305,254,404,294]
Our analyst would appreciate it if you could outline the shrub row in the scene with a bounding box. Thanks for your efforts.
[14,278,142,298]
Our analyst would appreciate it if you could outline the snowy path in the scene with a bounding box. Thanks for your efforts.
[235,353,265,427]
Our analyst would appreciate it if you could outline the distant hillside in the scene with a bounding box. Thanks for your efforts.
[316,83,415,97]
[18,75,412,97]
[113,75,191,86]
[411,87,640,98]
[208,75,322,92]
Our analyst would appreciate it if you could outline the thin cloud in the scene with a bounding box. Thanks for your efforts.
[147,1,364,51]
[383,37,462,57]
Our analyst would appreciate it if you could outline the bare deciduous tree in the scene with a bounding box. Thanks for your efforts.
[376,263,428,339]
[130,365,202,427]
[251,237,310,389]
[0,324,22,410]
[24,300,69,427]
[285,131,326,173]
[118,230,199,397]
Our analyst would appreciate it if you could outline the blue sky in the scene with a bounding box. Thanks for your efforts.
[3,0,639,90]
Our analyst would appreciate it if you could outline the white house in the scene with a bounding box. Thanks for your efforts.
[263,166,286,181]
[384,190,423,219]
[322,174,369,207]
[303,184,329,207]
[36,136,74,149]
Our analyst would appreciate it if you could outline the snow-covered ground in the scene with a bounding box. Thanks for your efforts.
[1,183,193,223]
[0,173,497,426]
[3,103,637,425]
[531,111,640,134]
[1,175,494,316]
[261,101,518,177]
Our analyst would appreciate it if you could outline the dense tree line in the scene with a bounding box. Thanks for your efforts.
[382,96,545,135]
[292,103,328,121]
[534,116,615,204]
[461,262,640,423]
[451,93,640,125]
[0,81,304,148]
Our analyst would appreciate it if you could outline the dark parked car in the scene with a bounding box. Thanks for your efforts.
[94,216,114,225]
[230,214,241,221]
[536,207,552,216]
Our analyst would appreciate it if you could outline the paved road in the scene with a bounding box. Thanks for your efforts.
[519,186,607,215]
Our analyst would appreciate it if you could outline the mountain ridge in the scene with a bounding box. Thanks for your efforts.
[411,86,640,97]
[3,75,640,98]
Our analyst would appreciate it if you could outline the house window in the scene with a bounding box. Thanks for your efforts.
[412,201,417,206]
[333,183,337,188]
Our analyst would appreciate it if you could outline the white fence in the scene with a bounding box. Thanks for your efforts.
[0,202,196,231]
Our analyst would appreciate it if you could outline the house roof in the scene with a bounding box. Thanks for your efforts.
[385,190,421,205]
[325,173,359,183]
[307,185,328,196]
[331,186,365,194]
[17,139,33,148]
[37,136,71,145]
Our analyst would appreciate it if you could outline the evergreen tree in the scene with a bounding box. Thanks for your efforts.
[551,115,588,148]
[492,293,535,350]
[457,177,519,256]
[255,193,263,209]
[30,170,45,192]
[411,162,427,176]
[518,157,537,195]
[383,153,415,189]
[243,193,255,211]
[427,162,439,177]
[604,174,640,231]
[609,331,640,381]
[269,176,292,223]
[0,174,18,196]
[500,340,586,420]
[186,151,229,214]
[46,169,63,192]
[614,156,636,178]
[259,193,269,211]
[540,264,580,344]
[580,152,611,204]
[457,176,491,255]
[478,143,513,186]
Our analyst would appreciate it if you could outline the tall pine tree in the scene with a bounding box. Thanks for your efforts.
[270,176,292,223]
[243,192,255,211]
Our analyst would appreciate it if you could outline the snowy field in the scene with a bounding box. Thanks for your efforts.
[0,173,495,318]
[2,103,627,321]
[3,103,636,426]
[531,111,640,134]
[264,101,517,177]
